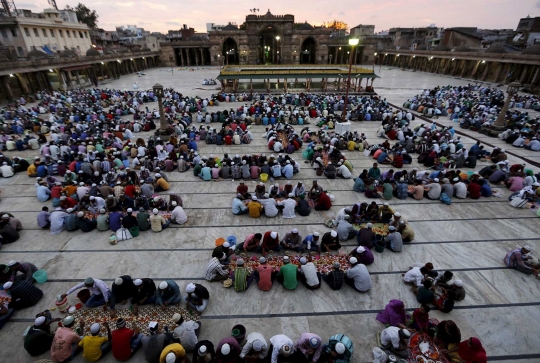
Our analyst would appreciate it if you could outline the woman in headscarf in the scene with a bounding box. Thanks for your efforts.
[376,299,409,329]
[432,320,461,361]
[444,337,487,363]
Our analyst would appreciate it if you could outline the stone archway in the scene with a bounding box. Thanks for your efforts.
[222,38,239,65]
[258,26,281,64]
[300,37,317,64]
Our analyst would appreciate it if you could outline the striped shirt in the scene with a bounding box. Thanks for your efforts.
[204,257,228,281]
[504,248,530,270]
[101,161,111,173]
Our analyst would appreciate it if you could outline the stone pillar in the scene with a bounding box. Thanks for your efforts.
[481,62,490,81]
[530,66,540,86]
[1,75,14,101]
[16,74,30,95]
[194,49,199,66]
[200,49,205,65]
[460,60,469,78]
[471,61,481,79]
[519,65,529,83]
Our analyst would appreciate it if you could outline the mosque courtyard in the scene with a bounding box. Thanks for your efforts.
[0,65,539,363]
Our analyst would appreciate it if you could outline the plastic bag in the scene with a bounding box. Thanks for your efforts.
[116,227,133,241]
[109,233,118,245]
[373,347,388,363]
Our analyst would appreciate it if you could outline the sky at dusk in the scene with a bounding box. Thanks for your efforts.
[16,0,540,33]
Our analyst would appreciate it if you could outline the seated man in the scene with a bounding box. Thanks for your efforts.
[380,327,411,359]
[204,257,230,282]
[261,231,282,257]
[24,316,56,357]
[110,275,137,316]
[156,280,182,309]
[504,245,538,276]
[240,332,269,362]
[344,257,372,292]
[321,230,341,252]
[349,246,374,266]
[51,315,82,362]
[254,257,278,291]
[412,280,435,304]
[384,226,403,252]
[131,278,157,315]
[336,216,357,241]
[111,318,142,361]
[4,280,43,310]
[62,277,110,308]
[298,256,321,290]
[302,231,321,253]
[6,260,37,283]
[398,221,415,243]
[236,233,262,253]
[193,340,216,363]
[172,313,201,352]
[280,228,303,252]
[322,262,345,291]
[321,334,353,363]
[276,256,299,290]
[160,343,189,363]
[142,322,171,363]
[232,259,255,292]
[184,283,210,313]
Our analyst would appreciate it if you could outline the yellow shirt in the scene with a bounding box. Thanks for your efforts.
[27,164,37,176]
[347,141,356,151]
[79,335,108,362]
[160,343,185,363]
[247,201,263,218]
[156,178,170,190]
[150,214,166,232]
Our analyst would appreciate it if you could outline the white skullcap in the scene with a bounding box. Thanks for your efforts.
[3,282,13,290]
[127,208,133,213]
[221,343,231,355]
[270,231,278,239]
[166,352,176,363]
[159,281,168,289]
[300,257,307,264]
[77,212,84,217]
[114,278,123,286]
[90,323,100,334]
[394,212,401,217]
[186,283,196,293]
[223,242,230,248]
[356,246,366,253]
[35,316,47,326]
[334,342,346,355]
[331,230,337,237]
[152,208,158,214]
[292,228,299,233]
[367,223,373,228]
[155,173,161,177]
[349,257,358,264]
[198,345,208,356]
[454,280,464,287]
[313,232,320,237]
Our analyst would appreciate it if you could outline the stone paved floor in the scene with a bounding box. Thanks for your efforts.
[0,66,539,363]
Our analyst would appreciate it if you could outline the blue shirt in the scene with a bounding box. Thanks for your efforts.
[481,183,492,197]
[36,185,51,202]
[376,152,388,163]
[37,165,48,177]
[282,164,294,179]
[232,198,247,214]
[109,212,123,232]
[199,167,212,181]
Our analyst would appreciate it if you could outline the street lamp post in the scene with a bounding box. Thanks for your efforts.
[341,38,359,122]
[153,83,169,139]
[494,81,521,127]
[275,36,280,64]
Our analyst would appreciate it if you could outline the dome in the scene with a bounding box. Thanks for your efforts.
[27,49,48,60]
[454,45,471,52]
[297,22,314,31]
[415,45,427,51]
[485,44,506,53]
[86,48,101,56]
[59,49,78,58]
[523,45,540,55]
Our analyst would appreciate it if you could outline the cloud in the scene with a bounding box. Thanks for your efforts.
[17,2,37,8]
[166,22,180,26]
[338,11,345,16]
[537,0,540,7]
[370,15,379,19]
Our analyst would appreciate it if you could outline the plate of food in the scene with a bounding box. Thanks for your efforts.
[416,356,427,363]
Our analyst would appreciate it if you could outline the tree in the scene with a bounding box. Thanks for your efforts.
[322,20,348,31]
[65,3,99,29]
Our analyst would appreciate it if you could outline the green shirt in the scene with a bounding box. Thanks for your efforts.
[382,183,393,200]
[416,287,434,304]
[234,268,248,292]
[278,263,298,290]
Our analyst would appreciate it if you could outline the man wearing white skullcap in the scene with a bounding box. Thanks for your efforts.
[51,315,81,362]
[261,231,281,257]
[299,254,322,289]
[321,230,341,252]
[380,326,410,358]
[240,332,269,360]
[302,231,321,253]
[193,339,216,363]
[156,280,182,309]
[110,275,137,314]
[3,275,43,310]
[276,256,298,290]
[160,343,187,363]
[141,321,170,362]
[345,257,372,292]
[131,278,157,315]
[269,334,294,363]
[185,283,210,313]
[149,208,170,232]
[349,245,375,265]
[24,315,56,356]
[280,228,303,251]
[322,334,353,361]
[62,277,110,308]
[154,173,170,192]
[216,337,242,362]
[212,241,233,265]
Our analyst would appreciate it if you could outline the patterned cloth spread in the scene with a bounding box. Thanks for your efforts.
[408,319,451,363]
[352,222,389,236]
[67,306,200,336]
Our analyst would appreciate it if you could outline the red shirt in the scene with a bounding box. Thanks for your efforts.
[316,193,332,210]
[51,186,62,199]
[468,183,481,199]
[112,328,135,361]
[239,123,247,131]
[257,265,275,291]
[225,135,233,145]
[262,231,279,250]
[237,184,248,195]
[61,197,78,209]
[124,185,136,198]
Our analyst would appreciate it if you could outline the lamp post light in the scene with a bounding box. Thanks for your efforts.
[494,81,521,127]
[341,38,359,122]
[152,83,169,139]
[275,35,281,64]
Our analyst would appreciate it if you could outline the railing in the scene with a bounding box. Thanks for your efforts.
[0,51,160,71]
[382,49,540,62]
